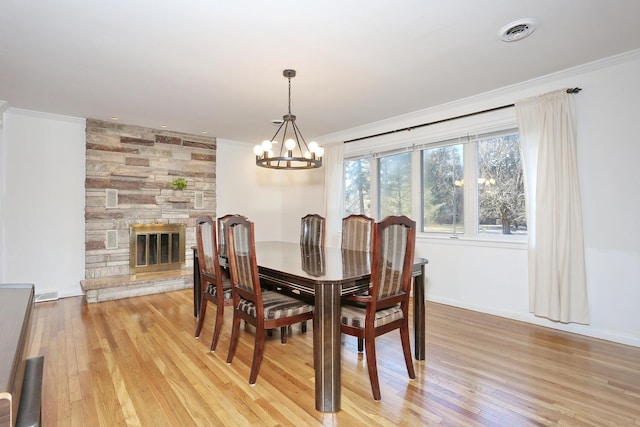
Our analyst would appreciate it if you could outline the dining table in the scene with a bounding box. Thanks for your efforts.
[192,241,428,412]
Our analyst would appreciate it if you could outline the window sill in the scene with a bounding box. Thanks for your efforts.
[417,233,528,250]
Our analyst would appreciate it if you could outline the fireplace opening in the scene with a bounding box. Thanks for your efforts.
[130,224,186,274]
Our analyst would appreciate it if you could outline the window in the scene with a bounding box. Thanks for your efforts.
[477,133,526,236]
[378,152,412,218]
[343,158,371,216]
[344,128,526,239]
[422,144,464,234]
[420,130,526,237]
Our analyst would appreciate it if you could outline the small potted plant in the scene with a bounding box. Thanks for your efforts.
[167,177,187,196]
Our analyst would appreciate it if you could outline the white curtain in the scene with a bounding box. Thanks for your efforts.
[515,90,589,324]
[322,142,344,247]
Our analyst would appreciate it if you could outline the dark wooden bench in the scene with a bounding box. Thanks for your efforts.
[0,284,43,427]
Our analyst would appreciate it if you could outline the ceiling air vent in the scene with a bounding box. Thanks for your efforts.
[499,19,537,42]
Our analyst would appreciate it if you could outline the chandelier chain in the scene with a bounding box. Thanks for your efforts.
[288,76,292,115]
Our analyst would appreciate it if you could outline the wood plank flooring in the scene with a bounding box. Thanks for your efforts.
[28,289,640,426]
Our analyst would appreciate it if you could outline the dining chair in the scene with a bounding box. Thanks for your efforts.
[225,215,314,385]
[340,215,417,400]
[341,214,374,252]
[217,214,245,274]
[300,214,325,247]
[298,213,325,333]
[194,215,234,352]
[342,214,375,351]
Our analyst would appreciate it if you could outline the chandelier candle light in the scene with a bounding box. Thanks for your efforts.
[253,69,324,170]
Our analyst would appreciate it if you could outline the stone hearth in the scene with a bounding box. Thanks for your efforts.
[81,269,193,303]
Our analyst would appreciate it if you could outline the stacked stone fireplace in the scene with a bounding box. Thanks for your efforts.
[80,119,216,303]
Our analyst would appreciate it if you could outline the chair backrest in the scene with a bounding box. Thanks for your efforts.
[217,214,241,259]
[341,214,374,252]
[370,215,416,302]
[226,215,261,303]
[300,214,325,247]
[195,215,223,279]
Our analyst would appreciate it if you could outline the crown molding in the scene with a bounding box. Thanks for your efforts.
[0,101,8,128]
[316,48,640,145]
[5,107,86,125]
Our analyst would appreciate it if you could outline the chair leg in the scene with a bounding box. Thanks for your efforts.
[400,321,416,379]
[301,321,307,333]
[364,333,381,400]
[357,337,364,352]
[194,297,207,338]
[281,326,287,344]
[226,310,242,364]
[249,325,267,384]
[209,301,224,352]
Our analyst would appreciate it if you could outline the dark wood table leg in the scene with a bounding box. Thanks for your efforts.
[413,264,426,360]
[193,248,201,317]
[313,283,341,412]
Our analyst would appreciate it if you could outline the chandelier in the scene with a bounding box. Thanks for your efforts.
[253,69,323,170]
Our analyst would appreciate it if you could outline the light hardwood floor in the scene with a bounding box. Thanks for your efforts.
[28,289,640,426]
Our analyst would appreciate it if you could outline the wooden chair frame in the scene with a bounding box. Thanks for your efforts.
[217,214,244,260]
[341,215,417,400]
[225,216,314,384]
[342,214,375,351]
[194,215,233,352]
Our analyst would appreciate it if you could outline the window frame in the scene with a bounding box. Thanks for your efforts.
[343,118,527,245]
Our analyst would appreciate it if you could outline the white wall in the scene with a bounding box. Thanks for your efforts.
[0,101,7,281]
[573,53,640,345]
[216,139,283,241]
[1,109,86,297]
[216,138,324,243]
[316,50,640,347]
[277,167,324,243]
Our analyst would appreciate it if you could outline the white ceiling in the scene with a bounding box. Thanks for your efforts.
[2,1,639,144]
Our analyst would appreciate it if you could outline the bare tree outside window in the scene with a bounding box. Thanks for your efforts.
[422,145,464,234]
[477,134,527,235]
[379,152,412,218]
[344,158,371,216]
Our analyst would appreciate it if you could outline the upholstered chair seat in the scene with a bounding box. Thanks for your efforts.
[237,290,314,320]
[340,304,404,329]
[205,281,233,300]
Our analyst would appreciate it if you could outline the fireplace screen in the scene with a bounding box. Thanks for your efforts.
[130,224,186,274]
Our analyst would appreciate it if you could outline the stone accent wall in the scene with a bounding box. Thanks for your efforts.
[82,119,216,299]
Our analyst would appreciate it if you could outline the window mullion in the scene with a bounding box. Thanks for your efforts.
[411,150,421,228]
[371,157,380,221]
[463,140,479,237]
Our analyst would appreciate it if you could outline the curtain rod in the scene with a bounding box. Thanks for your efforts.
[343,87,582,144]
